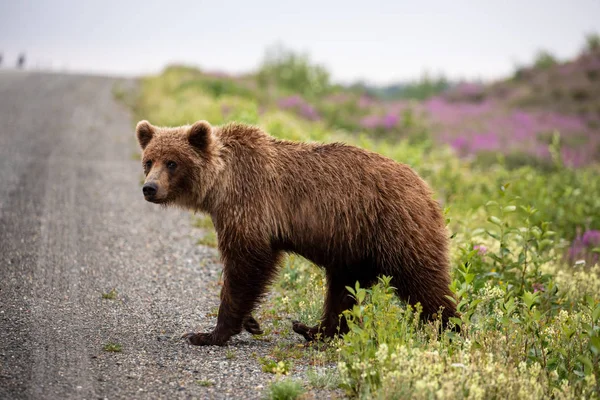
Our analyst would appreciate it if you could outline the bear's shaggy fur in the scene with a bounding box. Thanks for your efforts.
[136,120,457,346]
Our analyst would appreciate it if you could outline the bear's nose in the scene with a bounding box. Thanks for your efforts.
[142,182,158,197]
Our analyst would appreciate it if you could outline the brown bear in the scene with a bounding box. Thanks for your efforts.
[136,120,457,346]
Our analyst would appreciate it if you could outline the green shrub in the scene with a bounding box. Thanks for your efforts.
[585,32,600,52]
[534,50,558,69]
[264,378,305,400]
[257,45,330,99]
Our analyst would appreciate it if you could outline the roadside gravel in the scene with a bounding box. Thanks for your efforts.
[0,71,335,400]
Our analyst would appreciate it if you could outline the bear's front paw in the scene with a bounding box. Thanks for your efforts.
[182,331,227,346]
[292,321,322,342]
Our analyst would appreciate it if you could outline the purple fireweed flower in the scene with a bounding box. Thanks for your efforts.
[532,283,545,293]
[385,101,408,115]
[455,83,484,98]
[569,238,585,261]
[325,93,352,104]
[586,58,600,70]
[558,63,577,75]
[382,113,399,129]
[471,132,500,152]
[561,147,585,168]
[277,95,321,121]
[360,115,381,130]
[451,136,469,153]
[358,113,400,130]
[299,104,320,121]
[358,95,376,109]
[473,245,487,255]
[582,230,600,247]
[569,229,600,264]
[278,95,303,109]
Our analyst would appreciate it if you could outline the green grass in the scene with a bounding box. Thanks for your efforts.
[196,380,214,387]
[259,357,293,375]
[135,66,600,399]
[101,288,118,300]
[264,378,305,400]
[307,367,340,390]
[192,215,215,229]
[196,230,218,248]
[193,215,218,247]
[103,342,123,352]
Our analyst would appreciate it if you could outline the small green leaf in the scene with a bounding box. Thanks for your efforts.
[486,230,500,240]
[503,205,516,213]
[489,253,503,263]
[593,304,600,323]
[577,355,593,375]
[488,216,502,226]
[590,336,600,355]
[356,289,366,304]
[471,228,485,236]
[521,291,539,310]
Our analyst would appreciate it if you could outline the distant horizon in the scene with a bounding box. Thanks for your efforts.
[2,1,599,85]
[0,46,591,88]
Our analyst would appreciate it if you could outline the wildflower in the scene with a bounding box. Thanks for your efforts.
[582,229,600,246]
[382,113,399,129]
[277,95,320,121]
[451,136,469,153]
[473,244,487,255]
[359,115,381,130]
[532,283,545,293]
[376,343,389,363]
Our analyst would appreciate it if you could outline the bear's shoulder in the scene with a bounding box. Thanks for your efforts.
[218,123,271,146]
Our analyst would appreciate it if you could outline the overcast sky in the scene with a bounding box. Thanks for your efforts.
[1,0,599,84]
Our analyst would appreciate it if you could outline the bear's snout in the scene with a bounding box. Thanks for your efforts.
[142,182,158,199]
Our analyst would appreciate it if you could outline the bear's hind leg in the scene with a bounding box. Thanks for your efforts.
[292,271,363,342]
[392,274,458,330]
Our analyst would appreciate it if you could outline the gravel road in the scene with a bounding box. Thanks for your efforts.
[0,71,310,400]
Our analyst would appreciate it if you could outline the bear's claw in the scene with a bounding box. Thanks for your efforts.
[292,320,317,342]
[182,332,222,346]
[243,316,263,335]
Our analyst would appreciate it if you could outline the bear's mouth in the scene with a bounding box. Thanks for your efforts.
[144,196,168,204]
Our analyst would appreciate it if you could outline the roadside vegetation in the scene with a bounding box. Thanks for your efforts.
[133,36,600,399]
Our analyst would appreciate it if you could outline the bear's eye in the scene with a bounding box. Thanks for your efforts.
[144,160,152,170]
[167,161,177,170]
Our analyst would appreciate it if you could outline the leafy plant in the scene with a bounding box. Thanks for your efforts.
[259,357,293,375]
[257,44,330,99]
[534,50,558,69]
[264,378,305,400]
[101,288,118,300]
[103,343,122,352]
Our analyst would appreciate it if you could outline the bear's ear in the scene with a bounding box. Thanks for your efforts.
[136,120,154,150]
[187,120,212,151]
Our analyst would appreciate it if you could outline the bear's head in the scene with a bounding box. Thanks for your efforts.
[136,120,222,210]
